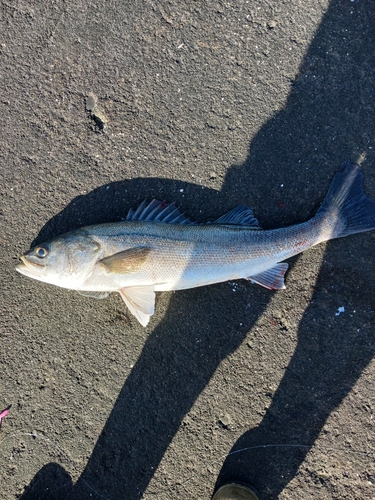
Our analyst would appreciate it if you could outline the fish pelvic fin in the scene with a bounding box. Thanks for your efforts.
[248,263,288,290]
[317,162,375,238]
[118,285,155,327]
[77,291,110,299]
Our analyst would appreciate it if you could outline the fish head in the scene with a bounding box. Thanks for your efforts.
[16,231,102,287]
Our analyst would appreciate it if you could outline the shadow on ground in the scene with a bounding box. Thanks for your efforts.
[21,0,375,498]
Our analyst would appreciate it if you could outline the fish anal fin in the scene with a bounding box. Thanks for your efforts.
[248,263,288,290]
[100,247,152,274]
[118,285,155,327]
[215,206,260,228]
[77,291,110,299]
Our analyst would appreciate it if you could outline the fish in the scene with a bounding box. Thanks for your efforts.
[16,162,375,327]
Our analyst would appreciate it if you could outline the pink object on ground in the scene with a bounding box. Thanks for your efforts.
[0,405,11,430]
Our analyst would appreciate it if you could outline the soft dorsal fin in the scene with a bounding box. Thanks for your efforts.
[77,291,110,299]
[100,247,152,274]
[118,285,155,326]
[127,199,194,225]
[248,263,288,290]
[215,206,261,228]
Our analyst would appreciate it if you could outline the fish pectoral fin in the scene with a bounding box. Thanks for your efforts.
[100,247,152,274]
[248,263,289,290]
[118,286,155,327]
[77,291,110,299]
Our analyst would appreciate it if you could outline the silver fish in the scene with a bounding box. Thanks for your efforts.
[16,162,375,326]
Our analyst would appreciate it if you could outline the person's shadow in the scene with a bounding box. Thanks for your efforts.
[20,0,375,498]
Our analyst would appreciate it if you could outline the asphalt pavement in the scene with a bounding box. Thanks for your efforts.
[1,1,375,499]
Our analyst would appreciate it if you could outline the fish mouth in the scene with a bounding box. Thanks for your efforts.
[16,256,44,277]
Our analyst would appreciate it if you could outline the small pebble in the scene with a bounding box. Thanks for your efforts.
[335,306,345,316]
[219,414,231,427]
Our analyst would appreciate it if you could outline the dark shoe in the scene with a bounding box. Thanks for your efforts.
[212,482,260,500]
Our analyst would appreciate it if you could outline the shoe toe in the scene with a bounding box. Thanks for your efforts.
[212,482,259,500]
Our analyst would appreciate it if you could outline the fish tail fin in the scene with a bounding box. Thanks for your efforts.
[316,161,375,239]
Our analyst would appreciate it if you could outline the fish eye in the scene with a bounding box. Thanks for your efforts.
[35,246,49,258]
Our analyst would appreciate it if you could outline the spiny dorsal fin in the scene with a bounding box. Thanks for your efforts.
[100,247,152,274]
[127,199,194,225]
[248,263,288,290]
[118,285,155,326]
[77,291,110,299]
[215,206,261,228]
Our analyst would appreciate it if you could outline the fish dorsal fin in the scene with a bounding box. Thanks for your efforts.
[77,291,110,299]
[248,263,288,290]
[127,199,194,225]
[100,247,152,274]
[215,206,261,228]
[118,285,155,327]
